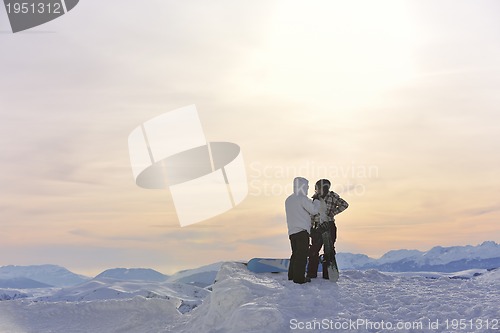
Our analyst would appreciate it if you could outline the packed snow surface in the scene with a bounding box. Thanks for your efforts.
[170,263,500,332]
[1,262,498,333]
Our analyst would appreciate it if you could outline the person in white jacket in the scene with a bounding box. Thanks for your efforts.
[285,177,321,284]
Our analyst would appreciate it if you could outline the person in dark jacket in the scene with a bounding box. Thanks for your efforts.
[307,179,349,279]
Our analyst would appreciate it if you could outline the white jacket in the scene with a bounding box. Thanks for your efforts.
[285,177,321,236]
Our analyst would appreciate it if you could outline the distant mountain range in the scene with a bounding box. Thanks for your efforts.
[337,241,500,272]
[0,263,222,290]
[0,264,89,287]
[0,242,498,290]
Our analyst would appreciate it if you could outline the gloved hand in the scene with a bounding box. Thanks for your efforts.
[317,221,330,233]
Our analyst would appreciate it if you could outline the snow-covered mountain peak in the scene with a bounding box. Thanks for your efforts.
[335,253,375,269]
[0,264,89,287]
[417,241,500,266]
[480,240,497,247]
[378,249,423,264]
[94,268,168,282]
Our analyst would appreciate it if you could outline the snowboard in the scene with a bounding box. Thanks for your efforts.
[246,258,323,273]
[321,227,340,282]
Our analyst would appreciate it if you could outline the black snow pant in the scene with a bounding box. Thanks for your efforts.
[288,230,309,284]
[307,222,337,278]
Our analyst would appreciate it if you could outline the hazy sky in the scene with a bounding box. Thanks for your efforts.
[1,0,499,275]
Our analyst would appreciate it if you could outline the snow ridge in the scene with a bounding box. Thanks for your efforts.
[169,262,500,333]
